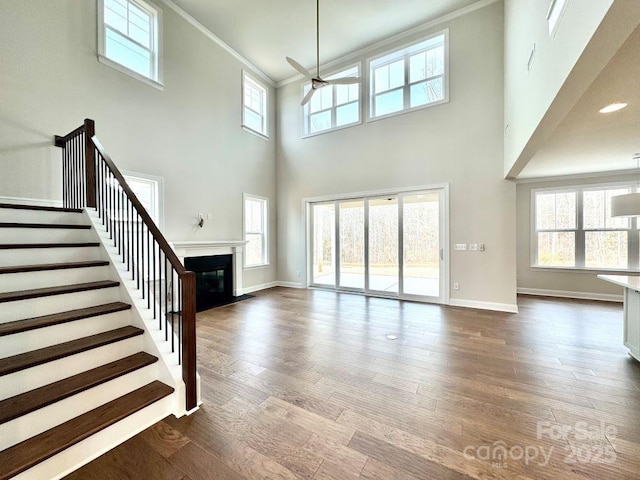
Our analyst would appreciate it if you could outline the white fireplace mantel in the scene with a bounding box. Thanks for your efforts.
[170,240,248,296]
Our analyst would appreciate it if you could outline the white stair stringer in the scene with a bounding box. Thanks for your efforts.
[0,362,159,451]
[0,309,131,359]
[87,208,202,417]
[11,394,175,480]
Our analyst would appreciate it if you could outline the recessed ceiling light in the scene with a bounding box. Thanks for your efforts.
[386,334,398,340]
[599,103,628,114]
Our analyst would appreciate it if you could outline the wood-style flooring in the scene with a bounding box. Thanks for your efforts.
[66,288,640,479]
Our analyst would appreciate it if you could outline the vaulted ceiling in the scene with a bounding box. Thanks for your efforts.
[169,0,479,83]
[168,0,639,180]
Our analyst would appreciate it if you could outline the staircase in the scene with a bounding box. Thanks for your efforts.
[0,207,177,477]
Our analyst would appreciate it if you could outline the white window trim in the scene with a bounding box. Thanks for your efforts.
[366,29,449,123]
[242,71,269,139]
[122,169,165,230]
[243,193,269,269]
[97,0,164,90]
[547,0,570,38]
[530,181,640,273]
[301,63,363,138]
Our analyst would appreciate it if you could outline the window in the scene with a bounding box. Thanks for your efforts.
[244,194,268,267]
[123,171,162,227]
[369,32,447,120]
[303,66,361,136]
[547,0,568,37]
[98,0,162,87]
[532,184,638,270]
[243,72,268,137]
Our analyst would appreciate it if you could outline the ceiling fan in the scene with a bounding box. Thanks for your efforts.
[286,0,360,106]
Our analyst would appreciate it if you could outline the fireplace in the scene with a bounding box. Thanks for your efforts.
[184,254,233,312]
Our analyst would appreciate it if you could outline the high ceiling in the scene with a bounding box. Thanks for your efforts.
[169,0,479,83]
[519,24,640,179]
[167,0,639,180]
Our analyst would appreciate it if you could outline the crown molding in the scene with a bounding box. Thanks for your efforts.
[276,0,500,88]
[157,0,275,87]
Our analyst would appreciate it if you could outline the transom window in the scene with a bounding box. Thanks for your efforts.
[98,0,161,85]
[303,66,361,136]
[533,184,639,270]
[243,72,268,137]
[369,32,447,119]
[244,194,269,267]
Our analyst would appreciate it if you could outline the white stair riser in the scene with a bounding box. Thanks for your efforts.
[13,394,175,480]
[0,310,131,358]
[0,210,87,225]
[0,363,159,451]
[0,287,121,325]
[0,228,94,244]
[0,336,144,401]
[0,247,106,267]
[0,266,112,293]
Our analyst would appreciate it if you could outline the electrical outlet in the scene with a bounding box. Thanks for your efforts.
[453,282,460,290]
[296,270,301,277]
[469,244,478,251]
[207,213,213,220]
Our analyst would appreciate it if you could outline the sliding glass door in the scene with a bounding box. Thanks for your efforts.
[312,203,335,286]
[401,192,441,299]
[309,187,446,303]
[367,196,399,293]
[338,200,365,289]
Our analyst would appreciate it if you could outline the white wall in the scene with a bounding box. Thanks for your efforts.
[503,0,618,177]
[276,2,517,310]
[0,0,277,289]
[516,175,634,300]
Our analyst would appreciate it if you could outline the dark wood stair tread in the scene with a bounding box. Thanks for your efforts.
[0,381,174,480]
[0,203,82,213]
[0,242,99,249]
[0,326,143,377]
[0,260,109,275]
[0,280,119,304]
[0,222,90,229]
[0,302,131,337]
[0,352,158,424]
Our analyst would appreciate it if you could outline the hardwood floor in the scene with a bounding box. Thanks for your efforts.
[66,288,640,479]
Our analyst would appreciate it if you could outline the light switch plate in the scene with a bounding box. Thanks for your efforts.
[454,244,467,251]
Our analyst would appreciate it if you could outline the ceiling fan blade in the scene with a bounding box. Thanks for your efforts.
[301,88,316,106]
[326,77,361,85]
[286,57,312,77]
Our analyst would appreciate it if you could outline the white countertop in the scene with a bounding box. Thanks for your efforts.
[598,274,640,291]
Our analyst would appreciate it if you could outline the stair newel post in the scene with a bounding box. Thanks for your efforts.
[84,119,97,208]
[181,271,197,411]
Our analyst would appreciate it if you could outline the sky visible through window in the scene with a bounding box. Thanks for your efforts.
[103,0,155,79]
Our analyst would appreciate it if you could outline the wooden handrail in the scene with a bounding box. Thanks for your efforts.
[91,136,188,276]
[55,120,198,412]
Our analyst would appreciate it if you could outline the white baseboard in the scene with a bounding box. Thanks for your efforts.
[448,298,519,313]
[241,281,278,295]
[0,195,63,208]
[276,281,305,289]
[517,287,623,303]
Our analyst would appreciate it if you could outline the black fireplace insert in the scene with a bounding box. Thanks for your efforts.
[184,254,233,312]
